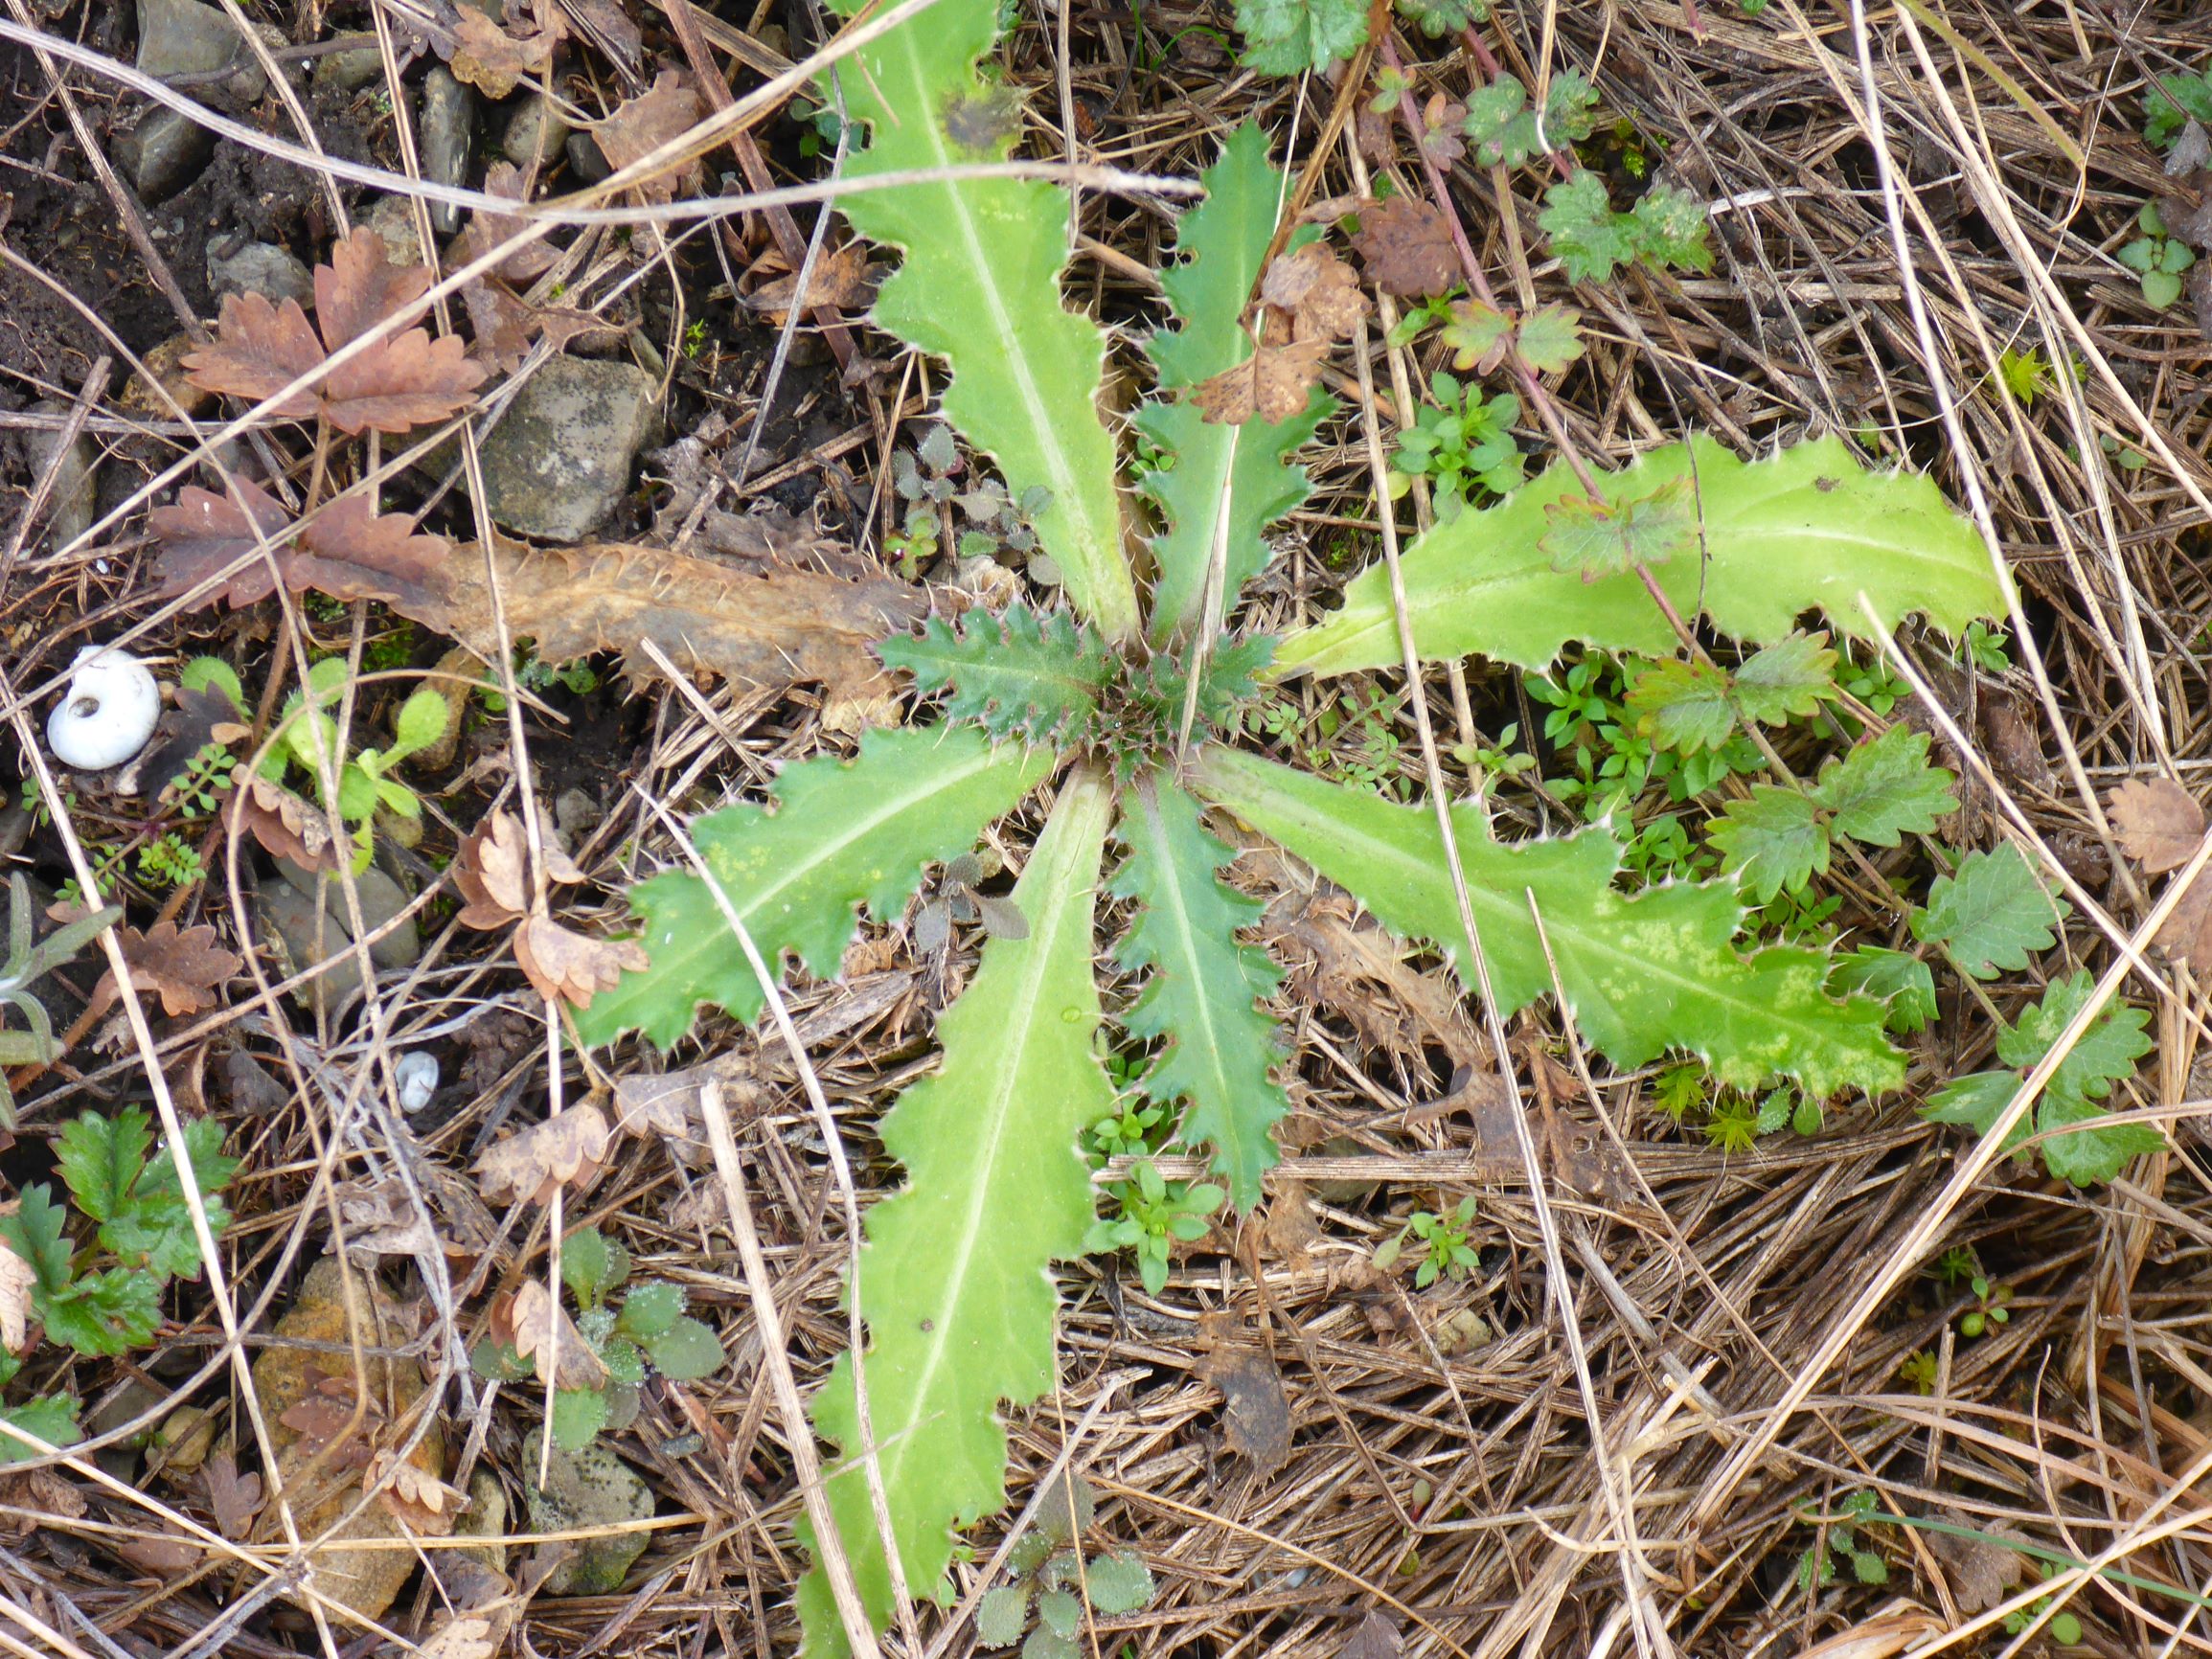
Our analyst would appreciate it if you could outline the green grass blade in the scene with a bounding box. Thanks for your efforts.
[1110,775,1288,1210]
[574,726,1055,1048]
[1272,435,2006,678]
[826,0,1135,639]
[798,768,1118,1657]
[1138,124,1326,643]
[1197,745,1903,1097]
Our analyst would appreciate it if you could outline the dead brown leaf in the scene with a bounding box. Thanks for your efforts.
[743,242,877,317]
[113,1525,203,1574]
[1265,887,1485,1067]
[89,920,243,1020]
[1351,195,1458,297]
[446,0,561,98]
[2110,777,2205,875]
[366,1447,467,1534]
[451,162,560,284]
[513,915,648,1010]
[593,70,703,204]
[416,1613,504,1659]
[2158,873,2212,967]
[474,1102,612,1206]
[183,228,484,434]
[1341,1611,1402,1659]
[228,775,346,874]
[1260,242,1369,341]
[1194,1344,1291,1475]
[505,1279,611,1391]
[1190,339,1329,426]
[427,536,926,705]
[200,1450,264,1539]
[454,809,585,929]
[0,1465,85,1538]
[150,476,448,614]
[277,1371,379,1471]
[1260,1178,1323,1269]
[1928,1514,2025,1612]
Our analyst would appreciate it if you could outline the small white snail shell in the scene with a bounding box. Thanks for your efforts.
[47,647,161,772]
[394,1050,441,1114]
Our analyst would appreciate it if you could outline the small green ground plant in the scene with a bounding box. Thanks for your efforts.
[0,878,120,1123]
[472,1225,724,1448]
[975,1475,1156,1659]
[261,657,450,870]
[0,1107,238,1458]
[546,8,2124,1652]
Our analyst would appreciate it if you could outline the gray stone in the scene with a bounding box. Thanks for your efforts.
[117,107,215,201]
[206,239,313,307]
[260,864,421,1015]
[503,92,571,169]
[27,400,99,554]
[476,357,659,542]
[564,130,609,185]
[361,195,425,271]
[313,43,384,90]
[135,0,266,98]
[421,67,474,234]
[521,1430,653,1596]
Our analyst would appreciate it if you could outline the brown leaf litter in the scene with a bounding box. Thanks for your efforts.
[2110,776,2212,966]
[474,1101,613,1206]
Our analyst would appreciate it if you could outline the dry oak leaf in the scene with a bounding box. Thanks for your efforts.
[150,475,448,614]
[416,1614,503,1659]
[0,1237,33,1352]
[1190,338,1329,426]
[505,1279,611,1391]
[426,537,926,704]
[366,1447,467,1534]
[182,227,485,433]
[454,809,587,929]
[593,70,704,204]
[514,915,648,1011]
[228,774,346,874]
[1351,195,1458,298]
[446,0,562,98]
[474,1102,612,1206]
[2109,777,2204,875]
[1260,242,1369,341]
[91,920,244,1020]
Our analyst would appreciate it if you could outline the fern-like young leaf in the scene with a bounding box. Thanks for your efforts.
[1137,125,1327,643]
[574,727,1054,1047]
[1272,436,2006,679]
[824,0,1135,638]
[1197,745,1902,1097]
[799,770,1117,1656]
[878,604,1111,743]
[1109,775,1288,1210]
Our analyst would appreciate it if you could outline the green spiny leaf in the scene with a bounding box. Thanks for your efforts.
[1731,631,1839,725]
[1197,745,1901,1097]
[1539,479,1696,578]
[1912,844,2067,979]
[575,726,1055,1049]
[1996,969,2152,1112]
[1140,125,1327,643]
[1827,947,1937,1034]
[1275,436,2005,680]
[878,605,1112,743]
[823,0,1135,637]
[1109,776,1288,1211]
[799,771,1118,1658]
[1708,787,1830,903]
[1812,728,1957,847]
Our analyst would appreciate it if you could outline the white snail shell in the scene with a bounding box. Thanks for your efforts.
[394,1050,441,1114]
[46,647,161,772]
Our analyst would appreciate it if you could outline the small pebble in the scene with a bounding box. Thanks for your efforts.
[394,1050,440,1113]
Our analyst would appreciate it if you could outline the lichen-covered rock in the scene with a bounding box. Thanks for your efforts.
[250,1258,445,1626]
[521,1429,653,1595]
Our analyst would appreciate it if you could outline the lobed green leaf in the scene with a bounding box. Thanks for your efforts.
[1813,728,1957,847]
[574,726,1055,1049]
[1274,436,2007,679]
[878,604,1112,744]
[1197,745,1902,1096]
[799,772,1118,1657]
[1708,788,1829,903]
[1109,776,1288,1210]
[1912,844,2068,979]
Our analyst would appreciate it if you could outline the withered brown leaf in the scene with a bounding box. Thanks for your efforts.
[446,0,561,99]
[593,70,703,204]
[453,809,586,930]
[513,915,649,1010]
[2109,777,2205,875]
[1351,194,1458,298]
[1195,1344,1291,1474]
[183,228,484,433]
[1189,339,1329,426]
[366,1447,467,1534]
[1260,243,1369,341]
[90,920,243,1019]
[1341,1612,1402,1659]
[743,242,877,317]
[506,1279,611,1392]
[474,1102,612,1206]
[228,775,345,874]
[150,476,448,614]
[200,1451,265,1540]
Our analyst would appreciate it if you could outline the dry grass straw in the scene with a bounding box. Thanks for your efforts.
[3,0,2212,1654]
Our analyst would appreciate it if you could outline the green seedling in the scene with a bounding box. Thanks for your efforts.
[264,658,449,871]
[1794,1489,1887,1590]
[2117,202,2196,310]
[976,1475,1156,1659]
[1375,1195,1479,1286]
[1390,373,1524,519]
[0,877,121,1125]
[1083,1159,1223,1296]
